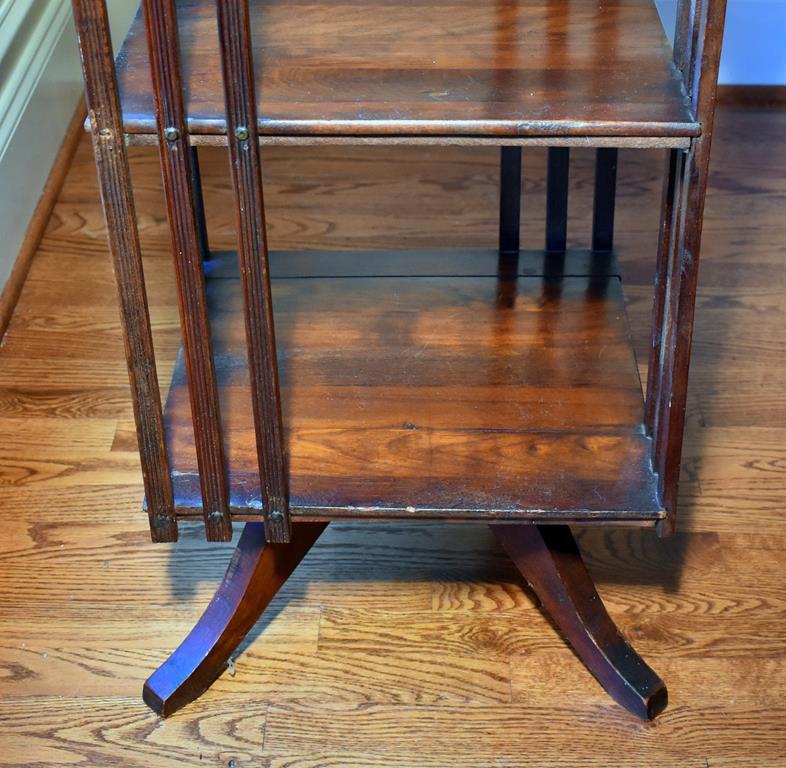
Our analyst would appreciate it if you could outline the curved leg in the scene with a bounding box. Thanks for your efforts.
[144,521,328,717]
[492,524,667,720]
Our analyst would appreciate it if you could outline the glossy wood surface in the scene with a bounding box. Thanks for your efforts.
[1,103,785,763]
[142,0,233,541]
[161,250,661,522]
[216,0,292,541]
[494,524,667,719]
[115,0,698,140]
[145,519,664,719]
[144,521,327,715]
[72,0,177,541]
[648,0,727,537]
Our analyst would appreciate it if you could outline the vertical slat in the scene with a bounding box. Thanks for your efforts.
[71,0,176,542]
[645,149,682,434]
[545,148,569,252]
[644,149,685,436]
[190,146,211,261]
[591,148,618,252]
[652,150,687,477]
[142,0,231,541]
[650,0,727,537]
[216,0,290,543]
[648,0,699,435]
[499,146,522,255]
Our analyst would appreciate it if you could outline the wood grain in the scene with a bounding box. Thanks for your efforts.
[114,0,699,141]
[1,100,785,763]
[216,0,291,542]
[142,0,232,541]
[71,0,177,542]
[650,0,727,537]
[161,254,662,522]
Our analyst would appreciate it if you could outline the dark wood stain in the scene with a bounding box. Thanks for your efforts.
[647,0,727,536]
[163,250,663,523]
[592,148,618,252]
[64,0,727,724]
[494,524,667,720]
[71,0,176,541]
[115,0,699,139]
[142,0,232,540]
[144,521,327,715]
[3,90,779,754]
[216,0,291,542]
[545,147,570,252]
[498,147,522,256]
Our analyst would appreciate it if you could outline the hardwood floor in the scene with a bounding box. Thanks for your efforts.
[1,103,785,766]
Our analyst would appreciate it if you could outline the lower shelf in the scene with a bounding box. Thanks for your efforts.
[163,249,664,524]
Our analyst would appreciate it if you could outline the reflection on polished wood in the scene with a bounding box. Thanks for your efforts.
[115,0,698,140]
[143,521,328,716]
[164,250,663,522]
[494,524,667,720]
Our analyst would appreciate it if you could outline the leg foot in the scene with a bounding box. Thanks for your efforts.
[492,524,667,720]
[144,521,327,716]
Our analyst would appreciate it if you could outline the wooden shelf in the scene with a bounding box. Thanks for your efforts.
[116,0,697,144]
[162,250,664,524]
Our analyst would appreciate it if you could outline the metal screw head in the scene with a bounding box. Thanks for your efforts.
[98,128,111,139]
[235,126,249,141]
[268,510,283,521]
[164,126,180,142]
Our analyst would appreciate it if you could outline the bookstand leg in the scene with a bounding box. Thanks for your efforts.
[492,524,667,720]
[143,521,327,716]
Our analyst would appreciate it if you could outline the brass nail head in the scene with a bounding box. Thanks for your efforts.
[235,126,249,141]
[164,127,180,142]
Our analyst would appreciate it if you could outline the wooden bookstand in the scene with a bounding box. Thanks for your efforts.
[72,0,725,720]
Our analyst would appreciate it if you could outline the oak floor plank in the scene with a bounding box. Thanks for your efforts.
[261,702,786,765]
[0,697,269,768]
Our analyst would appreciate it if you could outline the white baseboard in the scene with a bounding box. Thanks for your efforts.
[656,0,786,85]
[0,0,138,294]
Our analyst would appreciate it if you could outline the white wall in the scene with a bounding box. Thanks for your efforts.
[0,0,138,295]
[656,0,786,85]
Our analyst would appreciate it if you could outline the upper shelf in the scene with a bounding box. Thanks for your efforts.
[115,0,699,143]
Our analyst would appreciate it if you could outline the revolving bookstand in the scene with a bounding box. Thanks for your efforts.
[72,0,725,720]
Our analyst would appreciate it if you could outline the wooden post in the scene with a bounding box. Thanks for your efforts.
[645,148,682,434]
[143,0,232,541]
[499,146,522,255]
[592,148,618,252]
[216,0,291,543]
[71,0,177,542]
[648,0,727,536]
[546,148,570,252]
